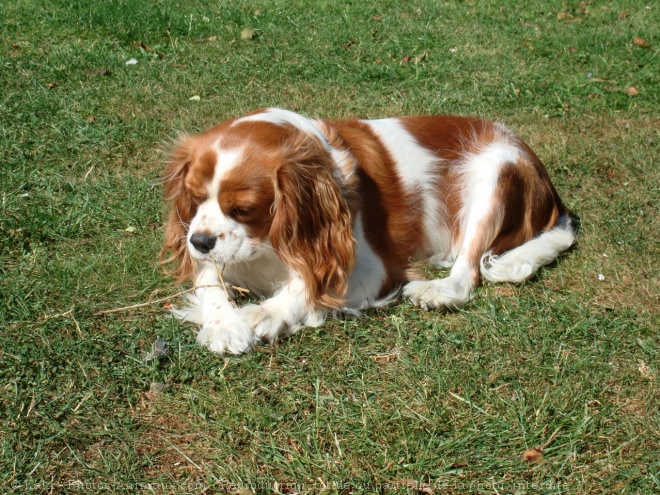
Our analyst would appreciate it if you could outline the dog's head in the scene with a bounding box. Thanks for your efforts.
[161,109,355,309]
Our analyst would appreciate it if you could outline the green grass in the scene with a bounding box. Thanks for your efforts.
[1,0,658,493]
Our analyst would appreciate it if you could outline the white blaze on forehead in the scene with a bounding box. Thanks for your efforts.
[232,108,328,144]
[206,148,243,198]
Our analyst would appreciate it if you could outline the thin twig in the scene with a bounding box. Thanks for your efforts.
[62,308,83,336]
[210,259,230,298]
[211,259,238,308]
[93,285,217,316]
[93,280,250,316]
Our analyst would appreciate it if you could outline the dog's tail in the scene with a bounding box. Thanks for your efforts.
[480,214,576,283]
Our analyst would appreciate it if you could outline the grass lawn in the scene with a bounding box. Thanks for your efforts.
[1,0,658,493]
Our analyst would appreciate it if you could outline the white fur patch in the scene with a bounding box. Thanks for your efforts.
[344,213,388,309]
[233,108,328,145]
[456,140,516,254]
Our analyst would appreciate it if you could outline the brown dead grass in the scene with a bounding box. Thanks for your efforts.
[132,392,211,483]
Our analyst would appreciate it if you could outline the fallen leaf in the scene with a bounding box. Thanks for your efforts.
[626,86,639,96]
[241,28,255,40]
[633,37,651,48]
[638,360,655,380]
[556,12,574,21]
[144,336,169,362]
[144,382,170,401]
[372,14,383,21]
[87,116,95,122]
[399,480,434,494]
[137,40,165,58]
[523,448,544,463]
[618,10,628,19]
[400,54,410,63]
[372,351,399,364]
[149,382,170,393]
[413,50,429,64]
[125,226,136,233]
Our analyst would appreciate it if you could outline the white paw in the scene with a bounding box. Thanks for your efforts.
[238,304,290,343]
[196,317,257,355]
[403,279,470,310]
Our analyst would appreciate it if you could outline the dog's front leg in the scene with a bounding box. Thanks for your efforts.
[238,276,325,345]
[192,263,259,355]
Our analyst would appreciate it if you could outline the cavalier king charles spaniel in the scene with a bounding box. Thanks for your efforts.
[162,108,575,354]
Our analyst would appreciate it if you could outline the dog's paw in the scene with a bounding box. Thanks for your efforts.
[196,317,257,355]
[403,279,470,310]
[238,304,290,343]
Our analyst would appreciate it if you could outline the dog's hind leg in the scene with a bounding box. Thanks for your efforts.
[405,166,505,309]
[404,137,525,309]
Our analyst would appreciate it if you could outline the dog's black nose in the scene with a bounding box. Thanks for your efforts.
[190,233,216,254]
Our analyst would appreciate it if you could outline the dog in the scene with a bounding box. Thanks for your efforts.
[161,108,575,354]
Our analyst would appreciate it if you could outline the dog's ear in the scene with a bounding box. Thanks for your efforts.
[270,134,355,310]
[160,137,196,282]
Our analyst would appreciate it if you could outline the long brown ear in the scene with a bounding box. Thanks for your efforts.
[270,135,355,310]
[160,137,196,283]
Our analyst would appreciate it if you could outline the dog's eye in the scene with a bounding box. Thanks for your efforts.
[230,206,253,218]
[187,187,207,204]
[191,193,206,204]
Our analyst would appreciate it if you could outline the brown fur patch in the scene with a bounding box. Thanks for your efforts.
[269,129,355,309]
[160,136,200,282]
[332,119,424,289]
[399,116,490,245]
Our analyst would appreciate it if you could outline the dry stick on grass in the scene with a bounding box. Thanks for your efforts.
[93,281,250,316]
[93,286,214,316]
[210,259,232,303]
